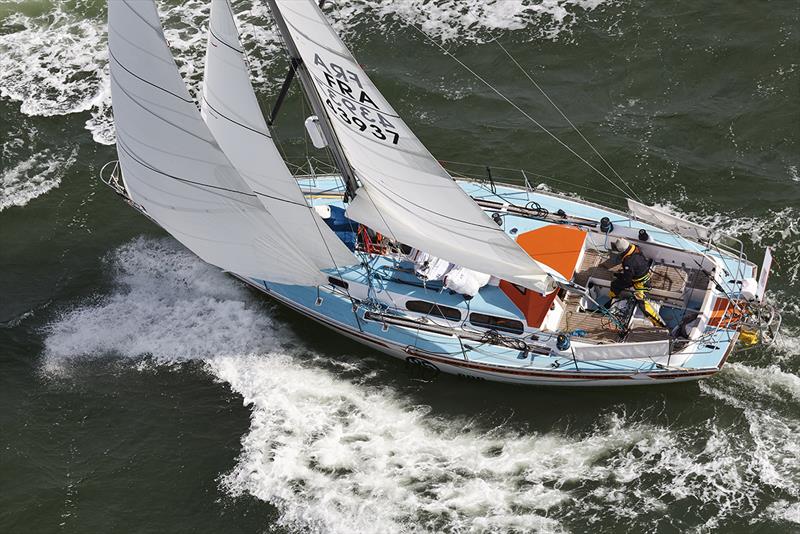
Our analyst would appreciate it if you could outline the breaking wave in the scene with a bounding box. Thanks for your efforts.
[700,365,800,503]
[325,0,613,42]
[42,237,800,532]
[42,237,277,371]
[0,146,78,211]
[0,4,107,119]
[0,0,614,146]
[0,117,79,211]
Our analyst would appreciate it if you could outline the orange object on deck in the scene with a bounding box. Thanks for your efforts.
[358,225,385,255]
[500,225,587,328]
[707,297,747,328]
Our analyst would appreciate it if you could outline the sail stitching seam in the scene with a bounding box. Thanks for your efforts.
[115,139,257,201]
[200,94,273,139]
[108,50,194,105]
[208,27,244,54]
[113,71,310,209]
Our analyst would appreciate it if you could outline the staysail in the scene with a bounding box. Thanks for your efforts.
[201,0,355,271]
[108,0,326,286]
[266,0,558,294]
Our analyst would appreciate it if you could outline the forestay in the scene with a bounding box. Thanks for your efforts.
[268,0,558,294]
[201,0,355,271]
[108,0,325,285]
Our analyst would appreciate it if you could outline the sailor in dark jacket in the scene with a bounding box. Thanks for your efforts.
[609,238,650,299]
[601,238,666,327]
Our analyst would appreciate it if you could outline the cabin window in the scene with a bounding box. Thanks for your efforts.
[405,300,462,321]
[328,276,349,290]
[469,313,525,334]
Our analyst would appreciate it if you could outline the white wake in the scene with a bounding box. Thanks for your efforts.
[42,237,800,533]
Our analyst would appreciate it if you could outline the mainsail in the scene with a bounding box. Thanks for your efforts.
[108,0,326,286]
[266,0,559,294]
[201,0,355,271]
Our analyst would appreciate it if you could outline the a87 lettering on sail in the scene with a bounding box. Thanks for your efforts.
[314,53,400,145]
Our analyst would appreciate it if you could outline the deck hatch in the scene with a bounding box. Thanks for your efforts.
[405,300,462,321]
[328,276,349,289]
[469,313,525,334]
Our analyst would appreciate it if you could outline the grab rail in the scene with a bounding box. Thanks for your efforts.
[99,160,120,186]
[98,159,148,215]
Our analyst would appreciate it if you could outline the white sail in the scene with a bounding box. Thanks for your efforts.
[108,0,326,286]
[201,0,355,271]
[267,0,558,294]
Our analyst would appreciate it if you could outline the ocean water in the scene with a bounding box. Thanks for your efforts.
[1,1,798,532]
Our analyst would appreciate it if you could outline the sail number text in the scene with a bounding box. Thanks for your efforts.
[314,53,400,145]
[324,95,399,145]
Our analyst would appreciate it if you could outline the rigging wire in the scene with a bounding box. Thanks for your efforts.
[266,1,403,249]
[224,4,368,329]
[289,63,403,317]
[494,40,641,202]
[428,39,747,313]
[407,24,638,202]
[281,56,401,322]
[293,104,365,332]
[439,159,631,201]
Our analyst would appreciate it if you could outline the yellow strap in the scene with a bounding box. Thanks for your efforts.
[633,280,650,291]
[642,300,666,327]
[622,246,636,260]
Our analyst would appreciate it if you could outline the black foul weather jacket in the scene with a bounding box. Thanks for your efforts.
[619,247,650,285]
[609,246,651,297]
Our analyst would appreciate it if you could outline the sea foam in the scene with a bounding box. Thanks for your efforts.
[42,237,800,532]
[0,147,77,211]
[0,0,614,147]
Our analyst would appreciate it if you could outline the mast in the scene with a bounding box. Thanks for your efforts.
[263,0,359,200]
[201,0,356,271]
[262,0,559,295]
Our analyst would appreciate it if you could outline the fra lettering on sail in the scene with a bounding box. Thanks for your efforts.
[313,53,400,144]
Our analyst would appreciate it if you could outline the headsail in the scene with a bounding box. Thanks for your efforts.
[266,0,558,294]
[201,0,355,271]
[108,0,325,286]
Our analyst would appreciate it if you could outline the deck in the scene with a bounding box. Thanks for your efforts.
[557,248,705,344]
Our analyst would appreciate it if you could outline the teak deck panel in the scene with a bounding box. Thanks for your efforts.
[557,294,622,343]
[558,248,698,344]
[573,249,707,299]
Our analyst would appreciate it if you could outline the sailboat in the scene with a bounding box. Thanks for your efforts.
[101,0,780,386]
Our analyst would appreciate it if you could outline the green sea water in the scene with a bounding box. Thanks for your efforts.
[1,1,799,532]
